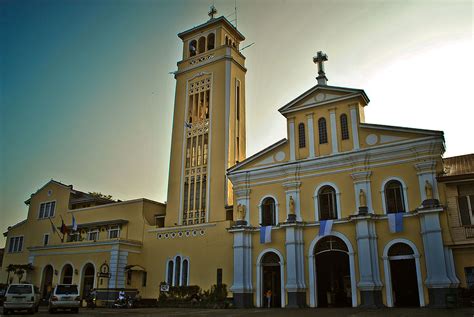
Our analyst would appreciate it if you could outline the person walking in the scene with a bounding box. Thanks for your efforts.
[265,289,272,308]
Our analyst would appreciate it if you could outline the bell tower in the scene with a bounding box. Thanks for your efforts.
[165,11,247,227]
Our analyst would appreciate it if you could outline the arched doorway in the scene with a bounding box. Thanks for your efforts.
[41,265,54,300]
[61,264,73,284]
[314,236,352,307]
[259,251,282,308]
[81,264,95,297]
[385,242,421,307]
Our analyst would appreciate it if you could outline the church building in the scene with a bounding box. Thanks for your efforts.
[2,10,473,309]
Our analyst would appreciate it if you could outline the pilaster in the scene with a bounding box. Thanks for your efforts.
[354,215,383,307]
[282,222,306,307]
[288,117,296,161]
[229,226,253,308]
[349,104,360,150]
[418,206,453,307]
[328,108,338,154]
[306,113,315,158]
[109,244,128,289]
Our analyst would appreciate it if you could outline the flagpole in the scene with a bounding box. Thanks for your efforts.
[48,217,63,241]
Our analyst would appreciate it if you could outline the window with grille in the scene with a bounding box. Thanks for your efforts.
[39,201,56,219]
[340,114,349,140]
[167,261,174,285]
[183,77,211,225]
[298,123,306,148]
[261,197,276,226]
[318,186,337,220]
[108,226,120,239]
[318,118,328,144]
[88,229,99,241]
[385,180,406,213]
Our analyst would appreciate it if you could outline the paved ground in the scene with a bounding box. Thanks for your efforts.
[2,306,473,317]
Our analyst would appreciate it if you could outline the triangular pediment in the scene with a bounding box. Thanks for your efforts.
[278,85,370,115]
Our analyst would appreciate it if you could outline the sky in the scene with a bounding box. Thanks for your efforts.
[0,0,472,246]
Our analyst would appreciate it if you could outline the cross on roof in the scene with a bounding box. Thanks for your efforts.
[208,5,217,19]
[313,51,328,85]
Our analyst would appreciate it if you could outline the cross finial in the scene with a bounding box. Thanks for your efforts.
[208,5,217,20]
[313,51,328,85]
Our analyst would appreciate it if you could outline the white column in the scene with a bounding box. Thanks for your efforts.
[288,117,296,161]
[419,208,452,288]
[328,108,338,154]
[306,113,315,158]
[349,104,360,150]
[229,228,253,307]
[284,224,306,307]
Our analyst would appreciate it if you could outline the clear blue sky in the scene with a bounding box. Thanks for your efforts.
[1,0,472,246]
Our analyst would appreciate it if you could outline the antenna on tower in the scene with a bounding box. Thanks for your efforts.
[234,0,238,28]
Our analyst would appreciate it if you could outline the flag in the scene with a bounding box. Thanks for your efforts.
[388,212,404,233]
[260,226,272,244]
[318,220,334,237]
[60,217,68,235]
[72,214,78,231]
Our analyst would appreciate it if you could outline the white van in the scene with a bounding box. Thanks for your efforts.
[3,283,41,315]
[48,284,81,313]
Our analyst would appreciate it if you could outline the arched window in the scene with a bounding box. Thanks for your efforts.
[61,264,73,284]
[340,114,349,140]
[207,33,215,50]
[385,180,406,213]
[174,256,181,286]
[318,118,328,144]
[318,186,337,220]
[167,260,173,285]
[225,35,228,46]
[198,36,206,54]
[261,197,276,226]
[298,123,306,148]
[189,40,197,57]
[182,259,189,286]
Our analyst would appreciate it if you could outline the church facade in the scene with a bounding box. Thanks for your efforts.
[2,14,473,309]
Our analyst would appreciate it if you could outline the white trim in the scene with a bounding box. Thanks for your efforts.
[256,248,286,308]
[79,262,97,295]
[59,261,75,284]
[165,258,174,285]
[349,105,360,150]
[229,135,443,178]
[308,231,357,307]
[329,109,338,154]
[360,122,442,136]
[313,182,341,221]
[382,238,425,307]
[207,72,214,223]
[289,119,296,161]
[40,264,55,295]
[306,113,315,158]
[258,195,280,226]
[380,177,409,214]
[38,200,57,219]
[224,57,231,209]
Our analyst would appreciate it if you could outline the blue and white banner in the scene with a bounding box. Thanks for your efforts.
[72,214,78,231]
[260,226,272,244]
[388,212,403,233]
[318,220,334,237]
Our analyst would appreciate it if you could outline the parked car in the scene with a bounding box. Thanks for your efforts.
[2,283,41,315]
[48,284,81,313]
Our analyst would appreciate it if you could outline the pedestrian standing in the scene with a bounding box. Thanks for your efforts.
[265,289,272,308]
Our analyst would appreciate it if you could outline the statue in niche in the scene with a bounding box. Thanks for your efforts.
[359,189,367,207]
[425,180,433,200]
[289,196,296,215]
[237,204,246,221]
